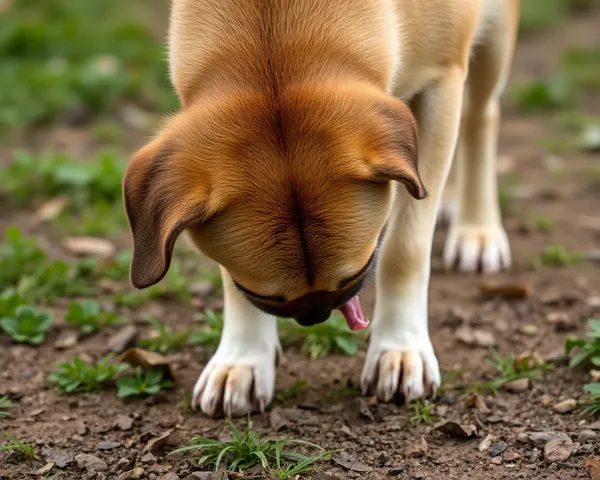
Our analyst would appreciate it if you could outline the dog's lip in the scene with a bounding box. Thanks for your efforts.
[338,296,369,331]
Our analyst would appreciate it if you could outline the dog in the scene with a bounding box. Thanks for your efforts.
[123,0,519,417]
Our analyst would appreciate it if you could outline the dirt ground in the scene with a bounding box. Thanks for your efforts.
[2,9,600,480]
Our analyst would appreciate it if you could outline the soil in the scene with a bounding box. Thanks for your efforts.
[2,11,600,480]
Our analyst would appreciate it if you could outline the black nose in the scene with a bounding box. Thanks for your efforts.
[295,308,332,327]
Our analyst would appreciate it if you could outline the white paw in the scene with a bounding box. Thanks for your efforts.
[443,223,511,274]
[192,348,276,418]
[361,333,440,403]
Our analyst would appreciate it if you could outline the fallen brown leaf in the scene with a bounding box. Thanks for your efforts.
[544,438,573,462]
[63,236,115,259]
[119,348,175,380]
[479,281,531,299]
[143,430,178,455]
[332,452,373,473]
[434,421,477,439]
[585,456,600,480]
[35,197,67,223]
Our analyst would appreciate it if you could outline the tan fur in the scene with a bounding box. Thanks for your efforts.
[123,0,519,416]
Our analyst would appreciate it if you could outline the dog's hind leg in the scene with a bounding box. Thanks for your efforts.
[443,0,519,273]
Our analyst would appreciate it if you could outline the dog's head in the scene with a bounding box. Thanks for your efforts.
[123,84,425,327]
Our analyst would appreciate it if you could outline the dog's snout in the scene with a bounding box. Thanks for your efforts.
[295,308,332,327]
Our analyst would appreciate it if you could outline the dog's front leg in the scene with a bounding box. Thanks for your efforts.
[192,267,278,417]
[362,70,466,402]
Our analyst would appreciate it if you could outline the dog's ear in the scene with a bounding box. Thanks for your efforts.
[123,139,215,289]
[366,98,426,199]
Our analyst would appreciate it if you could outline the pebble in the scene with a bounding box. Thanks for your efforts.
[116,457,131,471]
[578,429,597,443]
[553,398,577,414]
[119,468,145,480]
[404,436,428,458]
[503,378,530,393]
[503,451,521,462]
[478,434,493,452]
[97,441,121,450]
[115,415,134,431]
[544,438,574,462]
[490,457,503,465]
[142,452,157,464]
[541,395,553,406]
[157,474,180,480]
[490,441,508,457]
[75,453,108,472]
[522,431,570,449]
[519,325,538,336]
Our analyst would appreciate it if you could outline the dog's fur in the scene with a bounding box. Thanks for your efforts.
[123,0,519,417]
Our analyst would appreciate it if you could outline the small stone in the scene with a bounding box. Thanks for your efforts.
[53,330,79,349]
[553,398,577,414]
[41,446,73,468]
[528,449,541,463]
[546,312,576,331]
[183,472,229,480]
[519,325,538,336]
[434,421,477,438]
[524,431,570,449]
[544,438,574,462]
[75,453,108,472]
[141,452,156,464]
[97,441,121,450]
[478,434,493,452]
[504,451,521,462]
[490,441,508,457]
[115,414,134,431]
[63,236,115,259]
[116,457,131,471]
[36,463,55,476]
[503,378,530,393]
[404,436,428,458]
[490,457,503,465]
[157,474,180,480]
[119,468,145,480]
[332,452,373,472]
[541,395,553,406]
[579,430,598,443]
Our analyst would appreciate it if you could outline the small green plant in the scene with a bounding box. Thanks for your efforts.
[0,432,37,459]
[169,418,333,477]
[65,300,124,334]
[279,315,363,359]
[531,244,584,268]
[0,226,46,290]
[565,319,600,367]
[189,309,223,351]
[0,305,53,344]
[103,250,133,281]
[274,380,311,406]
[139,318,191,354]
[0,396,14,417]
[580,383,600,416]
[470,350,552,394]
[409,400,439,424]
[116,367,173,398]
[512,78,574,112]
[48,355,128,393]
[533,216,555,232]
[0,288,24,318]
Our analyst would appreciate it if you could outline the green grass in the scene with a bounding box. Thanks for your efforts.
[519,0,599,33]
[409,400,439,425]
[565,319,600,367]
[188,309,224,352]
[0,396,14,418]
[169,418,334,478]
[65,300,124,334]
[468,350,552,394]
[273,380,312,406]
[139,318,191,354]
[116,367,173,398]
[48,355,128,393]
[279,315,364,359]
[531,244,585,268]
[0,0,177,130]
[580,383,600,416]
[0,432,38,459]
[533,216,555,233]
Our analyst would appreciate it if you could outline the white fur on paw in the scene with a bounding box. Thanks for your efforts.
[361,334,440,403]
[436,197,458,226]
[443,223,511,274]
[192,350,275,418]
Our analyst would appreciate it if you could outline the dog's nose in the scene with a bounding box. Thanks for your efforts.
[294,308,332,327]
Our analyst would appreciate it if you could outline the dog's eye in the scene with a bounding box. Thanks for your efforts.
[233,281,287,303]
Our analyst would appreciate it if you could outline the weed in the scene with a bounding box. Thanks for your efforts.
[0,305,53,345]
[279,315,364,359]
[565,319,600,367]
[0,288,24,318]
[0,431,37,459]
[140,318,191,354]
[48,355,128,393]
[103,250,133,281]
[189,309,223,352]
[169,418,333,477]
[580,383,600,416]
[65,300,124,334]
[511,78,574,112]
[274,380,312,406]
[0,226,46,290]
[531,244,584,268]
[409,400,439,425]
[470,350,552,394]
[116,367,173,398]
[0,396,14,417]
[533,216,555,233]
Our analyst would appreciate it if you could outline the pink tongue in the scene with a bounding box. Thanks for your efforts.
[338,296,369,331]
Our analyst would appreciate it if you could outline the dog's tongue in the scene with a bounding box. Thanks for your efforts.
[338,296,369,331]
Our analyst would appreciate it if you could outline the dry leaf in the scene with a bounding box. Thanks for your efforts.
[332,452,373,473]
[143,430,177,455]
[434,421,477,439]
[464,394,490,413]
[63,236,115,259]
[585,456,600,480]
[35,197,67,223]
[544,438,573,462]
[119,348,175,380]
[478,434,493,452]
[108,326,138,353]
[479,281,532,299]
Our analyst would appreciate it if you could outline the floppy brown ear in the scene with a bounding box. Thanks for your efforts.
[123,139,213,289]
[368,99,427,199]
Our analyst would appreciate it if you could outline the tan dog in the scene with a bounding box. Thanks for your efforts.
[123,0,519,417]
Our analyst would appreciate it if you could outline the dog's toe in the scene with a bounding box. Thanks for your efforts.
[443,223,510,274]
